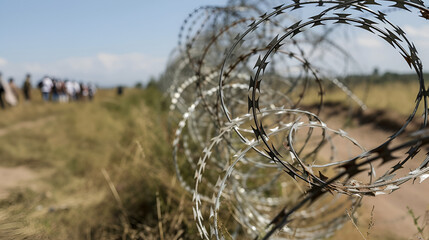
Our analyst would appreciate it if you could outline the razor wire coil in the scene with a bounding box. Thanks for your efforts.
[165,0,429,239]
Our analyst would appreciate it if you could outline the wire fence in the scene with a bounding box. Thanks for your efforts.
[165,0,429,239]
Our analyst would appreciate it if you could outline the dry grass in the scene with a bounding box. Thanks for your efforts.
[301,80,424,116]
[0,81,427,239]
[0,87,197,239]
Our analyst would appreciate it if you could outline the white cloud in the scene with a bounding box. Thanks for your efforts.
[403,25,429,48]
[95,53,165,72]
[356,37,382,48]
[403,25,429,40]
[1,52,166,87]
[329,29,429,75]
[0,57,7,67]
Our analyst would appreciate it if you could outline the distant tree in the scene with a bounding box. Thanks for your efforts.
[135,82,143,89]
[146,76,159,90]
[372,67,379,76]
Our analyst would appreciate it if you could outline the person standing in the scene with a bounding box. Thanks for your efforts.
[58,80,67,103]
[51,79,59,102]
[41,76,53,101]
[65,80,74,102]
[9,78,19,102]
[0,73,17,106]
[73,81,81,100]
[88,83,96,101]
[23,74,32,101]
[117,86,123,96]
[0,73,5,109]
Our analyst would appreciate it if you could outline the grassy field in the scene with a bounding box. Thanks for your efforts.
[0,87,199,239]
[300,79,424,116]
[0,82,426,239]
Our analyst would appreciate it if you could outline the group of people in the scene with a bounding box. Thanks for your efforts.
[38,76,97,102]
[0,72,97,109]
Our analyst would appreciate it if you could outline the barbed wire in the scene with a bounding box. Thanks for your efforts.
[165,0,429,239]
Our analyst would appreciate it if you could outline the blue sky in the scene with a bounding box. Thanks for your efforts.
[0,1,428,87]
[0,0,227,86]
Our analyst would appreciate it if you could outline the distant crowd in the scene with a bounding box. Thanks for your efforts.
[0,72,97,109]
[38,76,97,102]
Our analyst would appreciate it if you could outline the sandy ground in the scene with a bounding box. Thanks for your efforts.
[317,105,429,239]
[0,116,54,199]
[0,166,37,199]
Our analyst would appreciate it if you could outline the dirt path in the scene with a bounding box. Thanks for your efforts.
[0,116,55,199]
[363,181,428,239]
[317,105,429,239]
[0,166,37,199]
[0,116,55,137]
